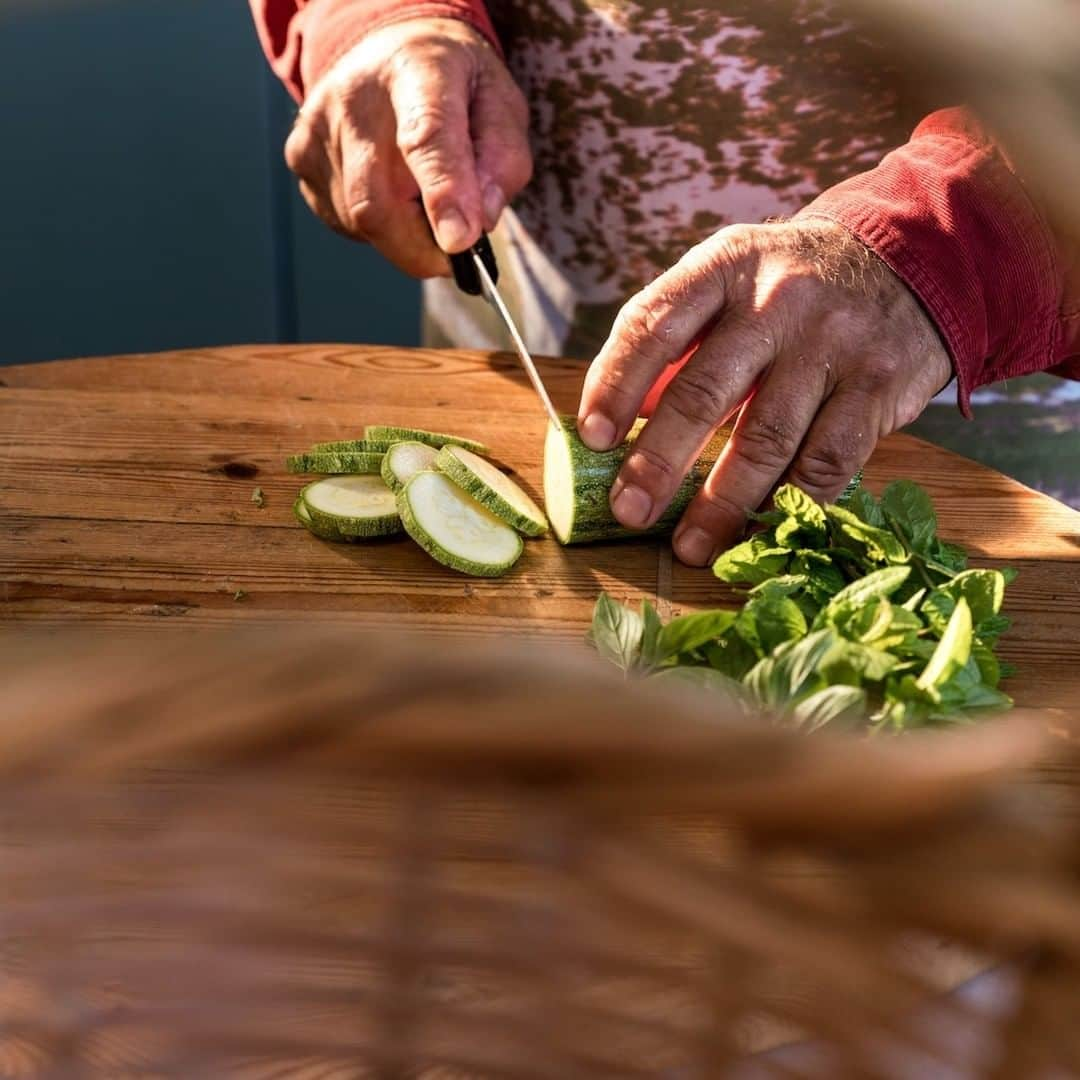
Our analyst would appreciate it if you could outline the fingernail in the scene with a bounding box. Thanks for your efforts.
[435,208,470,252]
[482,183,505,228]
[580,412,616,450]
[674,526,715,567]
[612,484,653,529]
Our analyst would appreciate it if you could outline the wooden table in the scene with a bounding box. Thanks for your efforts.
[2,344,1079,709]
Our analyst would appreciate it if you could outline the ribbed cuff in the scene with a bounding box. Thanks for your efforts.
[299,0,503,96]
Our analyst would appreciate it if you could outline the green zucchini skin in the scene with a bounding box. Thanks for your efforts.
[397,472,523,578]
[292,495,352,542]
[364,425,488,455]
[286,451,385,475]
[309,439,393,454]
[545,417,699,545]
[435,446,548,537]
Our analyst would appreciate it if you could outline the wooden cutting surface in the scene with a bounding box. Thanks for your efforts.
[2,343,1079,710]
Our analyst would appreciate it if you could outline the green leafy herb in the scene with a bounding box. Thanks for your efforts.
[586,480,1016,732]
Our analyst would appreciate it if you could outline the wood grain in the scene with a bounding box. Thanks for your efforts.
[2,343,1079,711]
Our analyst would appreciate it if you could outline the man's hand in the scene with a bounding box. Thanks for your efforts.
[285,18,532,277]
[577,220,953,566]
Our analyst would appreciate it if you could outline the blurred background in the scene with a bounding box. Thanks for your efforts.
[2,1,1076,507]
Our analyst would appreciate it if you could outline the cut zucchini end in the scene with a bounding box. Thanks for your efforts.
[364,425,489,456]
[381,441,440,496]
[398,470,523,577]
[543,419,577,544]
[301,476,402,539]
[437,444,548,537]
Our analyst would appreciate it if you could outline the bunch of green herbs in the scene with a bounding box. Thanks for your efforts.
[587,481,1016,732]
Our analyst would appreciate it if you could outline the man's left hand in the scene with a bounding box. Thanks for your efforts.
[576,220,953,566]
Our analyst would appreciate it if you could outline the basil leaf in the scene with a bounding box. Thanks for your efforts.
[704,631,759,680]
[745,629,838,708]
[921,590,955,636]
[587,592,643,672]
[826,505,910,565]
[929,539,968,574]
[656,609,738,660]
[917,597,973,690]
[881,480,938,553]
[846,485,886,528]
[815,566,912,628]
[1000,567,1019,585]
[774,484,828,533]
[712,537,790,586]
[939,569,1005,625]
[638,600,665,671]
[791,685,867,732]
[749,574,809,599]
[652,665,750,708]
[744,594,808,655]
[977,613,1012,641]
[971,636,1001,688]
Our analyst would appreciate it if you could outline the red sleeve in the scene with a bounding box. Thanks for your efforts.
[796,107,1080,417]
[249,0,502,102]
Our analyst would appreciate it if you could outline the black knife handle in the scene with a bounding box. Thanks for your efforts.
[448,233,499,296]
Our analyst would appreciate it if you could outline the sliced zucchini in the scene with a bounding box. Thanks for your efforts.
[544,417,699,545]
[287,451,384,475]
[436,445,548,537]
[301,476,402,538]
[381,441,440,495]
[398,471,523,577]
[309,438,393,454]
[292,494,350,542]
[364,425,489,455]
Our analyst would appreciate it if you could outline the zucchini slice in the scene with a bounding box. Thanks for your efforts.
[436,444,548,537]
[287,451,384,475]
[309,438,393,453]
[292,494,351,542]
[544,417,699,545]
[381,441,440,495]
[301,476,402,538]
[364,425,489,455]
[398,471,523,577]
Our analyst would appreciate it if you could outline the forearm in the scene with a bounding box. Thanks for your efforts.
[249,0,501,101]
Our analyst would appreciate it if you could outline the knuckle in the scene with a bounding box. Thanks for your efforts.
[614,297,674,362]
[396,104,452,159]
[625,443,679,486]
[663,370,729,430]
[736,416,800,472]
[790,438,860,491]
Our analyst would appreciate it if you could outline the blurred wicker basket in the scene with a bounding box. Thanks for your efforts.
[1,627,1078,1079]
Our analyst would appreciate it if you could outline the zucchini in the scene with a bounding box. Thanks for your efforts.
[309,438,393,453]
[398,471,523,577]
[364,425,488,455]
[287,451,384,475]
[436,445,548,537]
[381,441,440,495]
[300,476,402,538]
[544,417,699,545]
[292,494,351,542]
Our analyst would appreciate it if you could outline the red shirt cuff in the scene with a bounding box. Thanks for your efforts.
[796,108,1067,418]
[299,0,503,95]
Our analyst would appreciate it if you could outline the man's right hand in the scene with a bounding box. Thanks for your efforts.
[285,18,532,278]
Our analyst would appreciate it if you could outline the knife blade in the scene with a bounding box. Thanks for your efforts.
[448,238,562,430]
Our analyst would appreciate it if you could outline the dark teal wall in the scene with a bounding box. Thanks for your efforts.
[0,2,420,365]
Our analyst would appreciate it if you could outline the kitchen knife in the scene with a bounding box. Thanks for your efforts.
[449,239,562,430]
